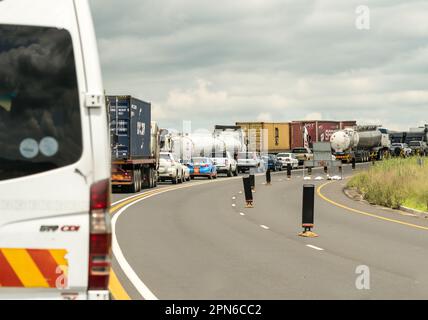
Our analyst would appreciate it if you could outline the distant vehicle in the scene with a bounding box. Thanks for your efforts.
[188,157,218,179]
[390,143,412,158]
[0,0,111,299]
[291,147,313,165]
[277,153,299,169]
[212,151,238,177]
[331,126,391,163]
[109,96,159,192]
[265,154,282,171]
[408,141,428,156]
[158,152,184,184]
[237,152,261,173]
[181,161,191,181]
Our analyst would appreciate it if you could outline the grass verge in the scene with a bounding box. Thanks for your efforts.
[347,157,428,212]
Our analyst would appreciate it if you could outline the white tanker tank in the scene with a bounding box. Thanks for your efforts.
[330,126,390,162]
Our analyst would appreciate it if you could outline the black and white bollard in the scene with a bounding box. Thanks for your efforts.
[298,184,318,238]
[266,169,271,185]
[352,158,356,170]
[249,173,255,192]
[242,177,254,208]
[287,163,292,180]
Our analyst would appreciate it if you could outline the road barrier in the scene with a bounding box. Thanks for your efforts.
[266,169,271,185]
[299,184,318,238]
[287,164,292,180]
[243,177,254,208]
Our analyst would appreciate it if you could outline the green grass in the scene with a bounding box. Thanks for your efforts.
[347,157,428,212]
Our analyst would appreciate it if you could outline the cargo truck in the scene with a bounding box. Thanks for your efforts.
[108,95,159,193]
[330,126,391,163]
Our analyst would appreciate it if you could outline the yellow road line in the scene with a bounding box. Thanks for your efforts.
[317,182,428,231]
[109,269,131,300]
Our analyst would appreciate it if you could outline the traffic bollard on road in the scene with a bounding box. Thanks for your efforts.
[287,164,292,180]
[249,173,255,192]
[352,158,356,170]
[298,184,318,238]
[339,166,343,179]
[243,177,254,208]
[266,169,271,185]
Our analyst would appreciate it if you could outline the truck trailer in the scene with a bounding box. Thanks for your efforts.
[330,126,391,163]
[108,95,159,193]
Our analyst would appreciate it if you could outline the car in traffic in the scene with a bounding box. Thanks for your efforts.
[408,141,428,156]
[0,0,111,299]
[212,151,238,177]
[188,157,218,179]
[263,154,282,171]
[158,152,184,184]
[276,153,299,169]
[390,143,412,157]
[237,152,261,173]
[291,147,313,165]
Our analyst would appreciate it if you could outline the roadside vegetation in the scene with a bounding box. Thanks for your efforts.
[347,157,428,212]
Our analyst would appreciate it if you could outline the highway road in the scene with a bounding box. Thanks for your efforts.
[109,165,428,300]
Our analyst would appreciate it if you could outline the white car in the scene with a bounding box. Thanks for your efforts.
[212,151,238,177]
[277,153,299,169]
[0,0,111,299]
[181,161,191,181]
[158,152,184,184]
[237,152,261,173]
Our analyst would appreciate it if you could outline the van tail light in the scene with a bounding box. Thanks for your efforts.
[89,179,112,290]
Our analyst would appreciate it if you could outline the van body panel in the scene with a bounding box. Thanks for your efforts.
[0,0,110,299]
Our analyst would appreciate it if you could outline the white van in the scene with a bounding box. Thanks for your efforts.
[0,0,111,299]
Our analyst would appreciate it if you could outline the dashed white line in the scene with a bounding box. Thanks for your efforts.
[306,244,324,251]
[240,212,245,216]
[260,225,270,230]
[232,204,236,207]
[232,196,236,200]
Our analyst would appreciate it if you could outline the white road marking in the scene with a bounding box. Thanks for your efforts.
[232,204,236,207]
[112,199,159,300]
[306,245,324,251]
[240,212,245,216]
[232,196,236,200]
[260,225,270,230]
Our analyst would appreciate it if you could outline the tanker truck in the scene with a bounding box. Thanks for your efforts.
[330,126,391,163]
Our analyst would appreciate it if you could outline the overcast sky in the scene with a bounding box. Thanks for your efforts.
[90,0,428,131]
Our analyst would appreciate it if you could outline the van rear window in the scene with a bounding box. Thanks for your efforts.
[0,25,82,181]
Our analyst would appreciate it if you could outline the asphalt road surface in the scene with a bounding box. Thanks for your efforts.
[110,164,428,299]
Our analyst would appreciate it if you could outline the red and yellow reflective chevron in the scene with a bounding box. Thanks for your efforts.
[0,248,68,288]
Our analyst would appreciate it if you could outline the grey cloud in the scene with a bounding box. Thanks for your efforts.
[90,0,428,131]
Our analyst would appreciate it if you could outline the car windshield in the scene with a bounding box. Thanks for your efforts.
[278,153,292,158]
[192,158,209,165]
[238,152,255,159]
[292,149,307,154]
[0,25,82,181]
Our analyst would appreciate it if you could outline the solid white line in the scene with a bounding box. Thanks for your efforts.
[111,198,159,300]
[260,225,270,230]
[306,244,324,251]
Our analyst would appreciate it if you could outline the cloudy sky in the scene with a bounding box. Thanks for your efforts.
[90,0,428,131]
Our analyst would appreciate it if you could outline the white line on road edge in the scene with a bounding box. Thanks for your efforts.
[260,225,270,230]
[111,200,159,300]
[306,245,324,251]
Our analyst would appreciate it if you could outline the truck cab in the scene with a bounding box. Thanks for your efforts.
[0,0,111,299]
